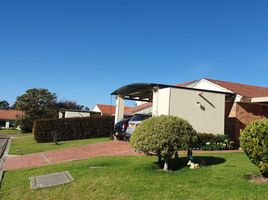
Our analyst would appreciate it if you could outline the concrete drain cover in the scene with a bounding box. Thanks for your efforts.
[89,166,107,169]
[29,171,74,190]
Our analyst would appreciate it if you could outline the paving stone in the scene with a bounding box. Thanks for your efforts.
[29,171,74,189]
[3,140,242,171]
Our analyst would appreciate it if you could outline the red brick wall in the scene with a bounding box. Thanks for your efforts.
[236,102,268,124]
[225,102,268,145]
[225,102,237,143]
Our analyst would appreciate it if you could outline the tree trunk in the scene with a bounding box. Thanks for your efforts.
[53,131,58,145]
[174,151,179,159]
[163,160,169,171]
[158,154,162,164]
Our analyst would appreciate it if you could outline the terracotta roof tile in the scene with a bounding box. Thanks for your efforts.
[96,104,133,115]
[204,78,268,98]
[175,80,198,87]
[127,102,152,114]
[0,110,24,120]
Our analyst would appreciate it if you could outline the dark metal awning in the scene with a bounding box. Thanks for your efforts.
[111,83,168,102]
[111,83,235,102]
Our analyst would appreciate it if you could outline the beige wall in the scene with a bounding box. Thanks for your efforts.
[156,87,225,134]
[66,111,91,118]
[59,111,91,118]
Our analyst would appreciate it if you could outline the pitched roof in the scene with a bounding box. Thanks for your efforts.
[204,78,268,98]
[175,80,198,87]
[0,110,24,120]
[96,104,133,115]
[127,102,152,114]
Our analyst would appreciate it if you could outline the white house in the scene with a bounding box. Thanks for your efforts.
[93,104,133,116]
[111,78,268,144]
[0,110,24,129]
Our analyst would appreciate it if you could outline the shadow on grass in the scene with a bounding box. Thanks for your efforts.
[155,156,226,171]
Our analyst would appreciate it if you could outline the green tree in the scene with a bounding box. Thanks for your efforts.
[240,119,268,177]
[130,115,197,171]
[57,100,89,111]
[14,88,57,132]
[0,100,10,110]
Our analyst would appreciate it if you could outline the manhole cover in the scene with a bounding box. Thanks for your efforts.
[29,171,74,189]
[89,166,107,169]
[16,148,27,152]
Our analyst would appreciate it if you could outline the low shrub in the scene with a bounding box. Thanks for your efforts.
[33,116,114,143]
[130,115,197,171]
[196,133,217,146]
[240,119,268,177]
[194,133,235,150]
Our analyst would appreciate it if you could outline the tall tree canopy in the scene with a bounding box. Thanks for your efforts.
[14,88,58,132]
[57,100,89,111]
[0,100,10,110]
[14,88,89,132]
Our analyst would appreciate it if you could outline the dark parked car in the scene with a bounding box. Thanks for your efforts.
[125,114,151,139]
[114,117,131,140]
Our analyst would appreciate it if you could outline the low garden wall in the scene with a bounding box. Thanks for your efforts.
[33,116,114,143]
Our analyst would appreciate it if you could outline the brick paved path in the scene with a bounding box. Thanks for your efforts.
[3,141,138,171]
[3,140,242,171]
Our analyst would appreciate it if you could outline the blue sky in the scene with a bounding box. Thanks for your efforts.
[1,0,268,108]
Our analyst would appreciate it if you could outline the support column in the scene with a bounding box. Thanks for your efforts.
[115,95,125,124]
[152,87,159,116]
[5,121,10,128]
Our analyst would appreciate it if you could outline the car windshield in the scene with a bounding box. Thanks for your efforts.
[130,114,148,121]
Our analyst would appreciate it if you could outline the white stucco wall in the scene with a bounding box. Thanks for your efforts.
[59,112,63,118]
[191,79,241,102]
[5,121,10,128]
[193,79,230,92]
[92,106,101,113]
[66,111,91,118]
[156,87,225,134]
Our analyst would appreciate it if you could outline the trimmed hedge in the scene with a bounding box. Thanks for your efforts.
[33,116,114,143]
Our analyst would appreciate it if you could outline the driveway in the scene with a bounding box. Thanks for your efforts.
[3,140,242,171]
[3,141,138,171]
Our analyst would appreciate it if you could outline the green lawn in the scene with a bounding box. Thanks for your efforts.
[9,136,110,155]
[1,153,268,200]
[0,129,22,135]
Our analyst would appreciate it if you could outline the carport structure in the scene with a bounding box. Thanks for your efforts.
[111,83,234,135]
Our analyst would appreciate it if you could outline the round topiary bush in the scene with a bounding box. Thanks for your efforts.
[240,119,268,177]
[130,115,197,171]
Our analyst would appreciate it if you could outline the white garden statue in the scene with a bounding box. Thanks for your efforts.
[187,160,200,169]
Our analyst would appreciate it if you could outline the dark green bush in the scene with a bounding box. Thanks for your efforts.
[33,116,114,143]
[240,119,268,177]
[130,115,197,171]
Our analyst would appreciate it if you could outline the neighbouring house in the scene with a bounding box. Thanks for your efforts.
[0,110,24,129]
[111,78,268,144]
[93,104,134,116]
[58,109,100,119]
[127,102,152,115]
